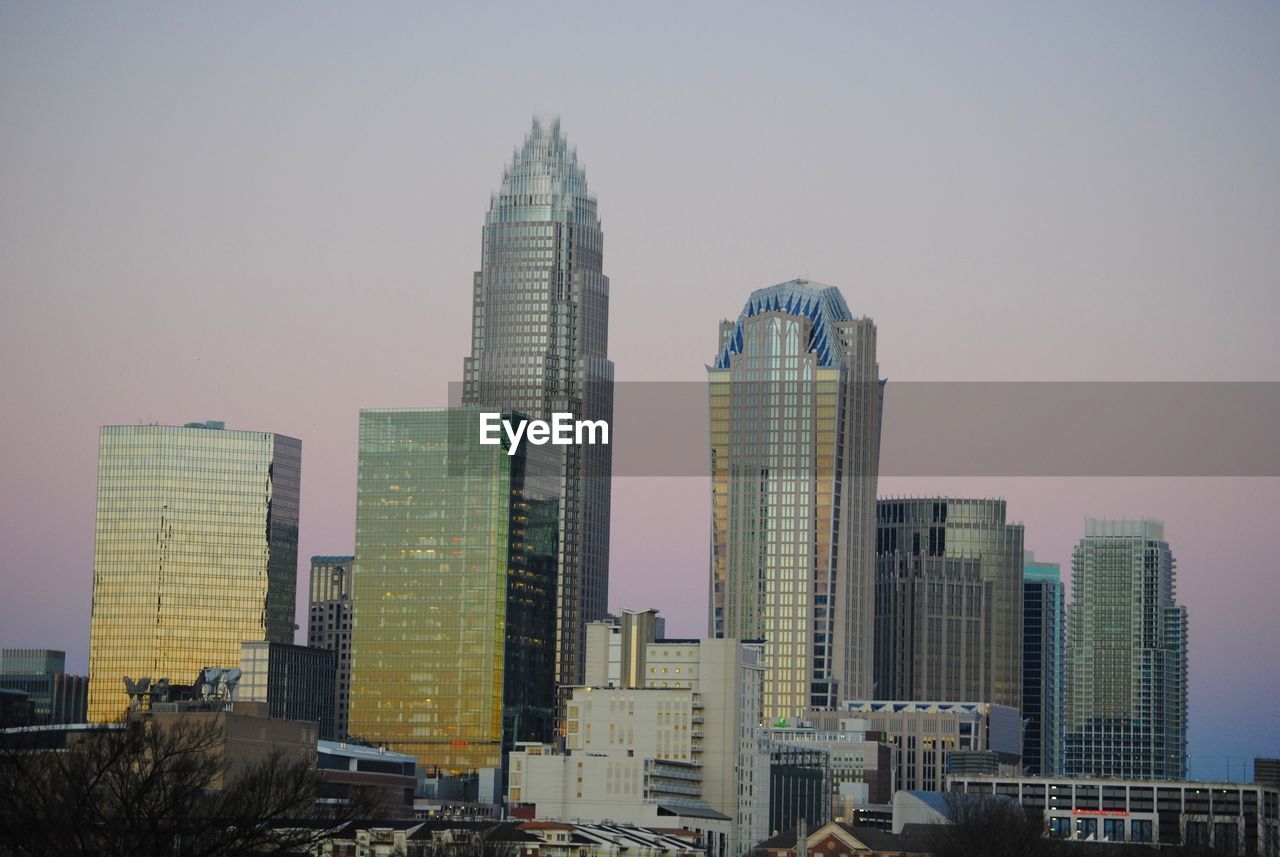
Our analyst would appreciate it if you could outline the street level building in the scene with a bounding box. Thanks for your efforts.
[811,701,1022,794]
[950,774,1280,853]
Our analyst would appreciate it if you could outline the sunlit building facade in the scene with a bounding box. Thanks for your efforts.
[348,408,559,774]
[709,280,882,721]
[87,421,300,722]
[1065,519,1187,780]
[462,116,613,687]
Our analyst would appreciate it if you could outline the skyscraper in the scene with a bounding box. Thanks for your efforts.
[462,117,613,687]
[87,421,300,722]
[709,280,882,720]
[308,554,354,738]
[874,551,991,702]
[1065,519,1188,780]
[347,408,559,774]
[874,498,1025,710]
[1022,551,1064,776]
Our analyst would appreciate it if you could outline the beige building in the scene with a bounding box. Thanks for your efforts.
[511,639,768,857]
[584,609,665,689]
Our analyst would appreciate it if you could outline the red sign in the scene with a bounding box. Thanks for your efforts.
[1072,809,1130,817]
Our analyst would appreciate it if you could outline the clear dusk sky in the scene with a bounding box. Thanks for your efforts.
[2,3,1278,779]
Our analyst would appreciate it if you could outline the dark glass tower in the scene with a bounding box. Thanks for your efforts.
[1022,551,1064,776]
[463,117,612,686]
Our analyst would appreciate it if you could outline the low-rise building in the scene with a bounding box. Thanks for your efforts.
[949,774,1280,853]
[811,701,1021,793]
[317,740,417,818]
[755,819,932,857]
[764,723,894,823]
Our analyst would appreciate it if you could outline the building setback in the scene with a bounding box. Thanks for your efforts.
[87,421,300,722]
[462,116,614,688]
[348,408,559,774]
[1065,519,1188,780]
[709,280,882,720]
[308,555,354,738]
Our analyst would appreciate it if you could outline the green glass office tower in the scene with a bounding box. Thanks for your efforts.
[462,117,612,687]
[1065,519,1187,780]
[87,422,300,722]
[874,498,1025,709]
[348,409,559,774]
[709,280,882,720]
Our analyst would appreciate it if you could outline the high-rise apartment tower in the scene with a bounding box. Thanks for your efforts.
[1065,519,1187,779]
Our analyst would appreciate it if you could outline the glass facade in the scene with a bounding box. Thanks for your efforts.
[874,498,1025,710]
[1022,552,1064,776]
[708,280,882,720]
[1065,519,1188,779]
[462,117,613,687]
[239,640,337,739]
[347,408,559,774]
[87,422,300,722]
[0,649,87,725]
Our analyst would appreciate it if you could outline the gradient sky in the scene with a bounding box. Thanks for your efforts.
[2,3,1278,780]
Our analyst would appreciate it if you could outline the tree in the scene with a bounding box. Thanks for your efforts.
[0,717,373,857]
[928,791,1064,857]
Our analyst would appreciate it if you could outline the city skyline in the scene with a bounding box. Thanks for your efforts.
[2,3,1279,780]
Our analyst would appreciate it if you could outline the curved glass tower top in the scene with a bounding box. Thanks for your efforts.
[714,279,854,369]
[486,116,598,229]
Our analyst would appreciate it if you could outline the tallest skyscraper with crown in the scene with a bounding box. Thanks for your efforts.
[463,117,613,685]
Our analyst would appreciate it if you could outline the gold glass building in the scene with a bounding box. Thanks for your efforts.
[348,408,559,774]
[709,280,882,722]
[87,422,301,722]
